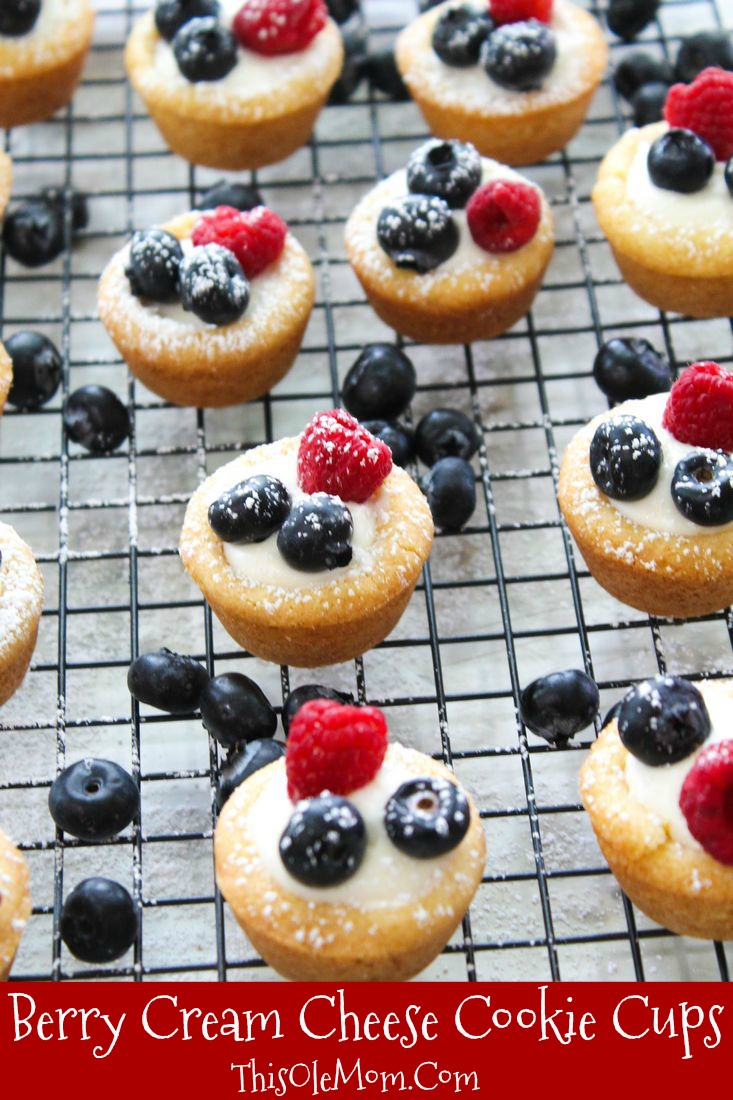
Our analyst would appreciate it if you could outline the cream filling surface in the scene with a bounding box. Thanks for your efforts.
[0,0,86,44]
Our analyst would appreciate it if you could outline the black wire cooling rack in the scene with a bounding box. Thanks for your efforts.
[1,0,732,983]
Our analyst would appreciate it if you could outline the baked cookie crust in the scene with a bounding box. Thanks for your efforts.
[0,523,44,706]
[0,341,12,416]
[0,828,31,980]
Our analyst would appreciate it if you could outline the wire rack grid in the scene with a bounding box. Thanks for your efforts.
[1,0,732,983]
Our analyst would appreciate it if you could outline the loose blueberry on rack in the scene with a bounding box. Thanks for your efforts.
[520,669,600,745]
[0,0,40,36]
[197,179,264,212]
[277,494,354,572]
[365,48,410,101]
[647,129,714,195]
[127,647,210,713]
[362,420,415,468]
[216,737,285,808]
[200,671,277,749]
[674,31,733,83]
[208,475,291,543]
[482,20,556,92]
[5,331,62,410]
[606,0,659,42]
[589,416,661,501]
[41,187,90,232]
[280,794,366,886]
[63,385,130,453]
[325,0,358,23]
[431,5,494,68]
[2,197,64,268]
[61,878,138,963]
[612,52,673,103]
[282,684,355,735]
[385,777,469,858]
[49,759,139,842]
[377,194,459,274]
[414,408,479,466]
[671,451,733,527]
[631,82,669,127]
[406,139,482,210]
[125,228,184,302]
[618,675,711,766]
[592,337,672,403]
[422,456,476,532]
[329,21,367,104]
[172,16,238,82]
[679,740,733,866]
[179,243,249,325]
[155,0,220,41]
[342,343,416,421]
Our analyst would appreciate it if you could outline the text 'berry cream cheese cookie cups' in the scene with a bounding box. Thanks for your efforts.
[344,138,554,344]
[0,0,94,129]
[215,699,487,980]
[395,0,608,166]
[0,522,44,706]
[558,361,733,620]
[0,827,31,980]
[125,0,344,170]
[592,69,733,319]
[581,676,733,940]
[98,205,315,408]
[179,410,434,667]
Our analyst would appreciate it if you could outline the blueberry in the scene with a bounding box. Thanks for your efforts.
[282,684,355,735]
[63,385,129,453]
[342,343,416,421]
[125,228,184,303]
[365,48,410,101]
[2,198,64,268]
[631,81,669,127]
[197,179,263,212]
[674,31,733,84]
[520,669,600,745]
[377,194,458,274]
[172,17,238,82]
[280,794,366,886]
[60,878,138,963]
[431,5,494,68]
[422,455,476,532]
[482,20,556,92]
[406,139,482,209]
[155,0,220,41]
[648,128,715,195]
[5,331,62,410]
[0,0,40,35]
[362,420,415,467]
[726,157,733,199]
[200,671,277,749]
[618,675,710,765]
[49,759,139,842]
[329,24,367,104]
[606,0,659,42]
[384,777,470,858]
[415,407,479,465]
[592,337,672,403]
[208,475,291,543]
[420,0,445,9]
[612,52,673,102]
[671,450,733,527]
[216,737,285,808]
[325,0,358,22]
[277,494,353,572]
[127,648,209,713]
[179,244,249,325]
[41,187,89,232]
[589,416,661,501]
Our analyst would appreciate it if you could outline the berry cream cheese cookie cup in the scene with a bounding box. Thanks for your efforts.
[215,699,486,980]
[98,206,315,408]
[179,410,434,667]
[0,523,44,706]
[345,138,554,344]
[0,0,94,128]
[558,361,733,619]
[0,827,31,980]
[581,676,733,940]
[125,0,343,170]
[592,69,733,318]
[395,0,608,166]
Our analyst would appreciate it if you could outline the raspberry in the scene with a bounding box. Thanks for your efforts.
[286,698,388,801]
[191,205,287,279]
[233,0,327,56]
[679,739,733,866]
[297,409,393,504]
[662,361,733,451]
[490,0,553,24]
[664,67,733,161]
[466,179,541,253]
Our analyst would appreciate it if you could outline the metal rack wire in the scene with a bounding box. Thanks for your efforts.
[1,0,732,982]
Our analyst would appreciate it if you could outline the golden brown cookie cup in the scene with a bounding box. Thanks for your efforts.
[0,341,12,415]
[215,747,486,981]
[395,0,608,166]
[179,436,434,667]
[0,523,44,706]
[98,212,315,409]
[125,13,343,170]
[580,723,733,940]
[0,152,11,222]
[0,828,31,980]
[592,123,733,318]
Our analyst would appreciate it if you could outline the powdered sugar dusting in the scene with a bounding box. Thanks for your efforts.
[0,522,44,663]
